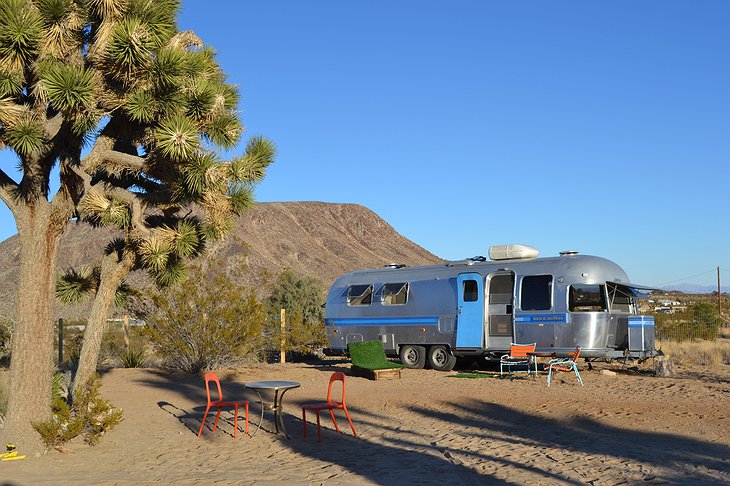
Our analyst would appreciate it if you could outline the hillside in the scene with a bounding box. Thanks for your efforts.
[0,202,442,321]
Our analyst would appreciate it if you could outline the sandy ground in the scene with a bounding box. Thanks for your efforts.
[1,359,729,485]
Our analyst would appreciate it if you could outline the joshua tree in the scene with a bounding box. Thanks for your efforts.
[0,0,273,450]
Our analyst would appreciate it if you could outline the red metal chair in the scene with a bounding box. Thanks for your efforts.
[302,372,357,442]
[198,372,249,439]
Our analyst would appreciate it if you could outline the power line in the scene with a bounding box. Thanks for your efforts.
[658,269,716,286]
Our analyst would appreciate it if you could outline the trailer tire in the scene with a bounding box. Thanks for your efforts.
[399,345,426,369]
[427,345,457,371]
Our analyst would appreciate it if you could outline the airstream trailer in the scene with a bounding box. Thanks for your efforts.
[323,245,656,371]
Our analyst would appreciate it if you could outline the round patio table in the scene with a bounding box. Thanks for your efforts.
[244,381,300,439]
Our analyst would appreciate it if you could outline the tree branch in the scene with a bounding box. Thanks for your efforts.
[101,150,146,172]
[71,165,151,238]
[0,167,19,214]
[44,112,64,141]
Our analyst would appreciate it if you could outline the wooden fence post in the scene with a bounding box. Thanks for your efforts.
[123,314,130,350]
[280,308,286,364]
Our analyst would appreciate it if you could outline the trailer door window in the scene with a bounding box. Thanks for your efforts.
[569,284,607,312]
[381,283,409,305]
[521,275,553,311]
[462,279,479,302]
[347,284,373,306]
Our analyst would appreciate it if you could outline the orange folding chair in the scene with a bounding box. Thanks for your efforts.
[500,343,537,376]
[198,372,249,439]
[547,345,584,386]
[301,372,357,442]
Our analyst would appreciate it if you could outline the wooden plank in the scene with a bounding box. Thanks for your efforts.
[351,366,402,381]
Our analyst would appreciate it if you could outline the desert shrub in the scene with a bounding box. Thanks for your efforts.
[118,348,149,368]
[32,375,122,449]
[0,371,8,422]
[654,303,721,342]
[266,269,327,355]
[0,317,12,363]
[660,340,730,368]
[145,264,266,373]
[99,324,149,368]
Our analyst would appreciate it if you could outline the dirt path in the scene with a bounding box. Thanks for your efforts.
[2,361,729,485]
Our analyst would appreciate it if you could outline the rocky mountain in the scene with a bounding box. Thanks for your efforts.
[661,284,729,294]
[0,202,442,321]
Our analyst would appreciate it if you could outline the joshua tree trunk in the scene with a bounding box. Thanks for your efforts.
[72,251,135,397]
[1,204,64,453]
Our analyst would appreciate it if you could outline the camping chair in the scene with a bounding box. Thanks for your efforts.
[547,345,584,386]
[198,372,249,439]
[500,343,537,377]
[301,372,357,442]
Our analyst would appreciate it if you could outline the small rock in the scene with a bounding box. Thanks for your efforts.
[601,370,617,376]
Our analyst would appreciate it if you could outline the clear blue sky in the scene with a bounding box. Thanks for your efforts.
[1,0,728,288]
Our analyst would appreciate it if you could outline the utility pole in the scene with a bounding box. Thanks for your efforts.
[719,266,723,316]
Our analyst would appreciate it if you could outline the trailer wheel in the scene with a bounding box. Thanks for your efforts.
[399,345,426,369]
[427,345,457,371]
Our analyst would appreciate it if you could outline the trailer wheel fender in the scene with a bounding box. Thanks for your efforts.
[427,345,457,371]
[399,344,426,369]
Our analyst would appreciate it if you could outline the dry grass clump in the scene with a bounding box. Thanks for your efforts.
[659,340,730,368]
[719,327,730,339]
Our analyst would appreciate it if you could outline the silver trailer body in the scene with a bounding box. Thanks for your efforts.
[324,250,655,369]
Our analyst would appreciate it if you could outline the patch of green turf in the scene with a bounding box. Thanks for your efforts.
[348,340,405,371]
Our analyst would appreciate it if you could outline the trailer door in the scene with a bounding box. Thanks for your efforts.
[486,272,515,351]
[455,273,485,349]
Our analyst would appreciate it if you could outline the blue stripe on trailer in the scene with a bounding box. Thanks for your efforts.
[628,316,655,327]
[326,316,440,326]
[514,313,569,323]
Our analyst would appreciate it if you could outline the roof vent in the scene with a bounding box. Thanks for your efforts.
[488,245,539,261]
[467,256,486,262]
[559,250,579,256]
[383,263,406,269]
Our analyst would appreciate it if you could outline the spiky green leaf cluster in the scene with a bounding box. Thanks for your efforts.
[0,0,42,73]
[155,115,199,160]
[56,266,97,304]
[41,63,95,111]
[5,116,44,155]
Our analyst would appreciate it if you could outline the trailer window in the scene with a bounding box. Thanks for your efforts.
[569,284,607,312]
[381,283,409,305]
[347,285,373,306]
[521,275,552,310]
[462,280,479,302]
[606,283,638,313]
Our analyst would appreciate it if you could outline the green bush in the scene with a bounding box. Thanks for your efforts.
[0,317,12,363]
[266,269,327,354]
[145,264,266,373]
[655,302,721,342]
[118,348,149,368]
[32,375,122,449]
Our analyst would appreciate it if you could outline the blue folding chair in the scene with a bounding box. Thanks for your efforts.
[547,345,583,386]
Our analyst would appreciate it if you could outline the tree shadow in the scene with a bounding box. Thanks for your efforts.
[405,399,730,484]
[125,368,730,484]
